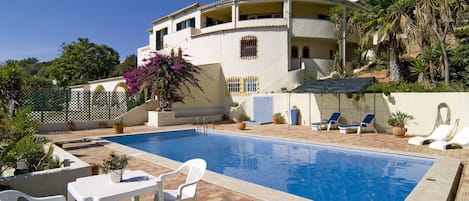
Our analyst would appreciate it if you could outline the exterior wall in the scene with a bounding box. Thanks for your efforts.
[235,92,469,135]
[386,93,469,135]
[88,76,124,92]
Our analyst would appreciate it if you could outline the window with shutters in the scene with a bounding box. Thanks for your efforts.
[155,28,168,50]
[176,18,195,31]
[240,36,257,59]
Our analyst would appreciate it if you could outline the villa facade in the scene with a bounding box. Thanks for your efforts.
[138,0,360,101]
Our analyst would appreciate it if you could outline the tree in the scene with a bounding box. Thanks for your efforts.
[47,38,119,87]
[111,54,137,77]
[414,0,467,85]
[124,52,203,110]
[0,62,25,115]
[354,0,415,81]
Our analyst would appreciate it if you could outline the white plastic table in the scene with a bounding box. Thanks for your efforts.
[67,170,163,201]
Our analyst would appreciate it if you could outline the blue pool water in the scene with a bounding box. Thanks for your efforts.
[105,129,433,201]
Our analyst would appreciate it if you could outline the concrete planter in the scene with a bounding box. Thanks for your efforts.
[0,144,91,197]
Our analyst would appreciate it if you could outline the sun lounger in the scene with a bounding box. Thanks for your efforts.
[408,124,453,145]
[0,190,65,201]
[338,114,377,135]
[311,112,341,131]
[428,127,469,150]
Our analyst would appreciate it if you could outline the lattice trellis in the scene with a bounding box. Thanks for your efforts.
[22,90,143,123]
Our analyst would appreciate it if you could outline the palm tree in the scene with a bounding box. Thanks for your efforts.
[413,0,467,85]
[352,0,414,81]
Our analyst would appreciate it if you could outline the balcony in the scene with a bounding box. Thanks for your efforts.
[291,18,359,43]
[291,18,335,40]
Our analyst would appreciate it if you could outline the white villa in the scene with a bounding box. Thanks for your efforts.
[138,0,361,101]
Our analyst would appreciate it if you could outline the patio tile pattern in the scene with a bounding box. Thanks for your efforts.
[42,123,469,201]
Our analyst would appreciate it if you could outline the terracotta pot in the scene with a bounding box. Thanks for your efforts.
[114,125,124,134]
[90,163,99,175]
[393,126,406,137]
[273,118,281,124]
[238,122,246,130]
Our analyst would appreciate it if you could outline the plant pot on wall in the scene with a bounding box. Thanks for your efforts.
[114,126,124,134]
[272,113,282,124]
[238,122,246,130]
[393,126,406,137]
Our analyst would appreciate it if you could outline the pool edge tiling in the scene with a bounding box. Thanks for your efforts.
[98,129,461,201]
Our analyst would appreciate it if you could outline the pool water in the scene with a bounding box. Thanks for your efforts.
[105,129,433,201]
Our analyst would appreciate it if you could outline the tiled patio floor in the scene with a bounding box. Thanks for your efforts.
[41,122,469,201]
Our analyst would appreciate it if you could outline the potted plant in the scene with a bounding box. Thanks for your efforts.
[237,114,248,130]
[272,113,282,124]
[387,111,414,137]
[100,152,128,183]
[113,119,124,134]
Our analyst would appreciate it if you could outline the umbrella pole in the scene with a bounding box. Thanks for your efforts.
[319,93,323,133]
[287,92,291,129]
[308,93,311,127]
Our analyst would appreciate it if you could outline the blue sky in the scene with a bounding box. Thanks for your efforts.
[0,0,216,63]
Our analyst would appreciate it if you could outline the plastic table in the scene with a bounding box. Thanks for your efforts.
[67,170,163,201]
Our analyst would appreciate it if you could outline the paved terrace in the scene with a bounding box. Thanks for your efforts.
[41,123,469,201]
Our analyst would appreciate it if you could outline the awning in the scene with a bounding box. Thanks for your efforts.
[290,77,376,94]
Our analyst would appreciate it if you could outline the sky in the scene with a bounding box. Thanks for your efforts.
[0,0,217,63]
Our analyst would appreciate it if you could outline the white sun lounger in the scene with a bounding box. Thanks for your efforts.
[0,190,65,201]
[408,124,453,145]
[429,127,469,150]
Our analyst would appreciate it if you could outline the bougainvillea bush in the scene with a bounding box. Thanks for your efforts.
[123,52,203,110]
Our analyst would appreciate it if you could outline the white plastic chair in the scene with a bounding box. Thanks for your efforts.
[157,158,207,201]
[429,127,469,150]
[408,124,453,145]
[0,190,65,201]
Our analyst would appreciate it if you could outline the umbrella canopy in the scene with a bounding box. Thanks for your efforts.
[290,77,376,94]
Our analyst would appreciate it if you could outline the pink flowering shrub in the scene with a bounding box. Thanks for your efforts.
[123,52,203,110]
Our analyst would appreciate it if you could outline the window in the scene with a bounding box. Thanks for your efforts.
[206,17,225,27]
[155,28,168,50]
[244,77,258,93]
[176,18,195,31]
[302,46,310,58]
[227,78,240,94]
[241,36,257,58]
[291,46,298,58]
[239,13,282,21]
[227,76,258,95]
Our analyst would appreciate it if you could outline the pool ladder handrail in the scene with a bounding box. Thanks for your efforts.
[195,117,208,135]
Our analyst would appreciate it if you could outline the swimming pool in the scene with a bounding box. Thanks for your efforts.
[105,129,434,201]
